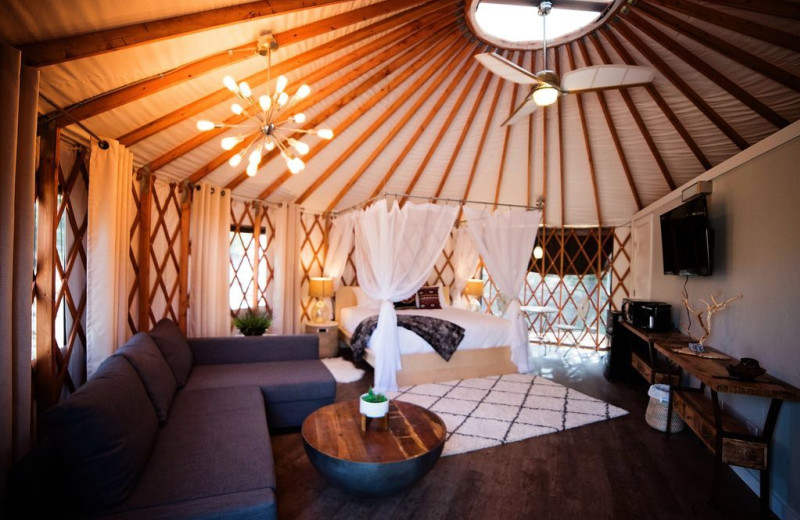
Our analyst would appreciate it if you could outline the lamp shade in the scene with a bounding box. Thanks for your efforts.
[309,277,334,298]
[464,279,484,297]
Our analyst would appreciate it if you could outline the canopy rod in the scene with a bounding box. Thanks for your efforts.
[331,192,544,217]
[39,93,110,150]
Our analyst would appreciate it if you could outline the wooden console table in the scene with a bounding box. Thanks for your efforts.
[623,322,800,517]
[620,321,683,385]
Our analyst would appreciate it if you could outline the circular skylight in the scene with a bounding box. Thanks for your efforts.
[474,3,604,44]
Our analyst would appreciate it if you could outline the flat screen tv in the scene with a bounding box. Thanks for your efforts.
[660,195,713,276]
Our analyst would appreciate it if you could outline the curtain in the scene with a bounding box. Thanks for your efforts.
[188,183,231,337]
[354,200,458,392]
[271,203,302,334]
[86,138,135,377]
[450,226,479,309]
[0,42,37,500]
[464,207,542,373]
[323,211,355,290]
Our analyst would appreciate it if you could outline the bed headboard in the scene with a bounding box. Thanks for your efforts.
[334,285,451,323]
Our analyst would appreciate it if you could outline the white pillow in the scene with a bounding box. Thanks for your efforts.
[352,286,380,308]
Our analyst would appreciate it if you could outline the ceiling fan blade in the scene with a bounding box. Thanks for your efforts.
[474,52,539,85]
[561,65,654,92]
[501,96,539,126]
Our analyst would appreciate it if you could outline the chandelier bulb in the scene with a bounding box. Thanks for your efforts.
[288,157,305,175]
[239,81,252,98]
[278,92,289,107]
[221,136,242,151]
[223,75,238,93]
[196,120,216,131]
[259,95,271,111]
[292,113,306,124]
[317,129,334,140]
[276,75,288,94]
[288,138,309,156]
[246,161,258,177]
[228,153,243,167]
[248,149,262,165]
[296,84,311,100]
[231,103,244,115]
[264,138,275,151]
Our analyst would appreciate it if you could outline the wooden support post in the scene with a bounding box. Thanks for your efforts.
[137,167,153,332]
[178,184,192,335]
[34,122,60,415]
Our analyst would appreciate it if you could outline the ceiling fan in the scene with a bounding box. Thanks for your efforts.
[474,0,654,126]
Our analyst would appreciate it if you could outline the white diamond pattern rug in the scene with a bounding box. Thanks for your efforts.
[388,373,628,457]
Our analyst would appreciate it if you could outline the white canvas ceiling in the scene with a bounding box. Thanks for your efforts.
[2,0,798,226]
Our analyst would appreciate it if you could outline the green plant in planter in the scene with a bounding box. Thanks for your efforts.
[233,308,272,336]
[361,387,388,403]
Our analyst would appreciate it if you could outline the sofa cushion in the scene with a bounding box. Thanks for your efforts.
[45,355,158,511]
[111,385,275,515]
[183,359,335,405]
[115,332,178,425]
[148,318,193,387]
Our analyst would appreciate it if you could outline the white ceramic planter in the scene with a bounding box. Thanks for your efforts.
[359,394,389,418]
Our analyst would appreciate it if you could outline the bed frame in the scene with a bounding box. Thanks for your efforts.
[334,286,517,387]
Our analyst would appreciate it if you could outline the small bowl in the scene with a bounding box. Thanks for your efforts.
[726,359,766,380]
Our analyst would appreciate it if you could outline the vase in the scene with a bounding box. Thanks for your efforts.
[359,394,389,418]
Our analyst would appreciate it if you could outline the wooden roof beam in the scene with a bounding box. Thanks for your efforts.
[19,0,352,67]
[42,0,432,128]
[397,44,488,203]
[698,0,800,20]
[576,38,642,211]
[588,32,676,191]
[611,20,749,150]
[627,10,788,128]
[323,40,477,211]
[118,0,458,146]
[565,43,602,224]
[295,32,465,205]
[258,28,461,200]
[181,9,459,185]
[637,2,800,92]
[642,0,800,52]
[600,27,711,170]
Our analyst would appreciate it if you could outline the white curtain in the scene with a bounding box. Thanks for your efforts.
[272,203,302,334]
[86,138,135,377]
[464,207,542,373]
[1,43,37,497]
[354,200,458,392]
[323,212,355,290]
[450,226,479,309]
[188,183,231,337]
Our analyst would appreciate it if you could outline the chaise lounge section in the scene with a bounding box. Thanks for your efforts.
[9,318,336,519]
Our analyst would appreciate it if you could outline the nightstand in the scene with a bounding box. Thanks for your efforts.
[304,320,339,358]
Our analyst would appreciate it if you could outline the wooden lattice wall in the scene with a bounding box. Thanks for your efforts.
[299,211,327,323]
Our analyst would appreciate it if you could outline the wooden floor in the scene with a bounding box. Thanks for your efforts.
[271,344,769,520]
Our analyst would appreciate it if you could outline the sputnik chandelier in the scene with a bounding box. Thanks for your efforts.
[196,34,333,176]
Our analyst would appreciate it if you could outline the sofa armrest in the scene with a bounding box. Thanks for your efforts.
[188,334,319,365]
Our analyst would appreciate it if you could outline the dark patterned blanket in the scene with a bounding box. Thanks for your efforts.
[350,314,466,362]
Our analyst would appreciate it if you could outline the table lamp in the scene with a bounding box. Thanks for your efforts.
[309,277,334,323]
[463,278,484,312]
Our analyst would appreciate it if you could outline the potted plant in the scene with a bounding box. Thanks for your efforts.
[359,387,389,418]
[233,308,272,336]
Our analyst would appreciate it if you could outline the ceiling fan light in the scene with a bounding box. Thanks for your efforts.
[532,85,558,106]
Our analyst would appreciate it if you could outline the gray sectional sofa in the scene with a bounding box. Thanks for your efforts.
[8,318,336,519]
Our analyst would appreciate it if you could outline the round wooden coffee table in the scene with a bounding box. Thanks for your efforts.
[302,400,446,497]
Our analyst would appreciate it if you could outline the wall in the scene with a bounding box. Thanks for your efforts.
[631,123,800,519]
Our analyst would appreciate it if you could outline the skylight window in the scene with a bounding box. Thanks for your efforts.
[475,3,602,44]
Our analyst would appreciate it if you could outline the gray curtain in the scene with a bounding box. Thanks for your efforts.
[0,42,39,501]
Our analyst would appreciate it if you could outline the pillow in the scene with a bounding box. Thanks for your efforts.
[114,333,178,426]
[147,318,193,387]
[417,286,442,309]
[45,355,158,511]
[393,294,418,309]
[352,286,380,308]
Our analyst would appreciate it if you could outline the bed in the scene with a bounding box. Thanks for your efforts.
[334,286,517,387]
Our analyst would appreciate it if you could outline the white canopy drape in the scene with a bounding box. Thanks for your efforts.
[323,211,355,290]
[353,200,458,392]
[450,226,479,309]
[86,138,135,377]
[188,183,231,337]
[464,207,542,373]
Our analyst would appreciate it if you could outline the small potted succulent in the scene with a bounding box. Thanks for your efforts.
[359,387,389,418]
[233,308,272,336]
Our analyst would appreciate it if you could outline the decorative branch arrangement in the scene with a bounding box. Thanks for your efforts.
[682,291,743,346]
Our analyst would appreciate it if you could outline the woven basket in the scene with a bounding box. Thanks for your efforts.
[645,384,685,433]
